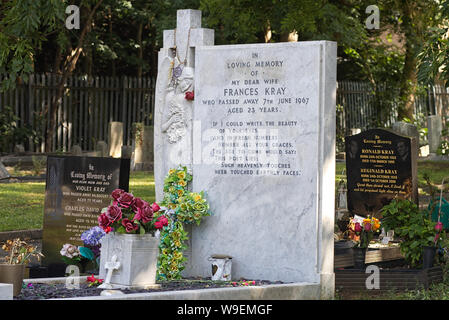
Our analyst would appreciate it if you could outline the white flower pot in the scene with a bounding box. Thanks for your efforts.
[99,232,159,289]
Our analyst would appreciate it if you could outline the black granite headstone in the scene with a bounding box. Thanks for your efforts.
[41,155,130,276]
[345,129,418,217]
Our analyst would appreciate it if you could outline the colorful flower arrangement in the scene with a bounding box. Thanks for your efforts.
[349,216,381,249]
[60,226,106,271]
[97,189,168,235]
[157,166,211,280]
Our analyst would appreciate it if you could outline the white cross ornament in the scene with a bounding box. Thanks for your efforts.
[98,254,121,289]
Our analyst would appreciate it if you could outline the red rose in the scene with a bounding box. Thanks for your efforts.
[134,204,154,224]
[131,197,147,213]
[111,189,124,200]
[151,202,160,212]
[122,218,139,233]
[98,213,111,229]
[354,222,362,233]
[104,226,112,234]
[117,192,134,208]
[105,205,122,223]
[154,215,169,229]
[185,91,194,101]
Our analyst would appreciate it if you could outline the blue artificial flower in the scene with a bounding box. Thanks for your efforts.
[81,226,106,246]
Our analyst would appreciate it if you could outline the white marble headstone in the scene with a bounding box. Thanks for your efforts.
[154,9,214,201]
[186,41,336,297]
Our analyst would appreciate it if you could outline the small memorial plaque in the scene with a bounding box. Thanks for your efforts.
[42,156,130,275]
[345,129,418,217]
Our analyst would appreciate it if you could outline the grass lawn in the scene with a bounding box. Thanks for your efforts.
[0,171,155,232]
[336,281,449,300]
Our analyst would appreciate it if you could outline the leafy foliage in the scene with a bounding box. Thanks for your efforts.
[0,0,65,91]
[417,0,449,86]
[381,199,439,267]
[0,106,37,153]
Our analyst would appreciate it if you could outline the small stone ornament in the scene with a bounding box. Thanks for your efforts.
[100,289,124,296]
[98,254,121,289]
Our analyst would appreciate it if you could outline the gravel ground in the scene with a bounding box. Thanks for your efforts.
[15,279,284,300]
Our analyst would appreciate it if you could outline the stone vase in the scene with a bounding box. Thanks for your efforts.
[0,264,25,296]
[99,232,159,289]
[352,247,367,270]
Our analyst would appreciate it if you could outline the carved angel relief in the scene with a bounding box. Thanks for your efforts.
[161,64,194,144]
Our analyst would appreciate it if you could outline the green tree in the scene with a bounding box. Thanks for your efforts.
[0,0,65,91]
[389,0,440,121]
[417,0,449,87]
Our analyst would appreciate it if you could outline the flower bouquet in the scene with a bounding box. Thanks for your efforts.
[98,189,168,235]
[60,226,106,273]
[348,216,381,269]
[349,215,381,249]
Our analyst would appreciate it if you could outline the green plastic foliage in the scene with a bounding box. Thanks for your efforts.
[157,166,211,280]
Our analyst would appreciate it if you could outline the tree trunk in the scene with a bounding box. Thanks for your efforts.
[397,1,418,122]
[53,46,62,74]
[398,45,417,121]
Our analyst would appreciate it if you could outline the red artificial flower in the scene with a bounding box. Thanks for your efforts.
[117,192,134,208]
[154,215,169,229]
[151,202,160,212]
[435,222,443,232]
[103,226,112,234]
[131,197,147,213]
[105,205,122,223]
[354,222,362,233]
[122,218,139,233]
[185,91,194,101]
[134,204,154,224]
[87,274,104,287]
[98,213,111,229]
[111,189,124,201]
[87,274,96,283]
